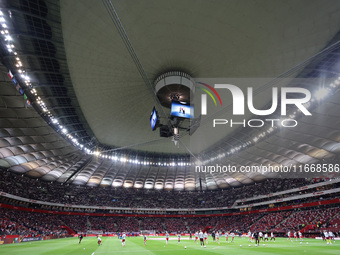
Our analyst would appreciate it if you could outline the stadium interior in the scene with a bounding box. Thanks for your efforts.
[0,0,340,250]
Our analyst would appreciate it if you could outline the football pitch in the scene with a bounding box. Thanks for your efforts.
[0,236,339,255]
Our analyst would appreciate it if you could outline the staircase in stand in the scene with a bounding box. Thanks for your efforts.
[203,226,213,233]
[300,224,316,233]
[60,225,76,235]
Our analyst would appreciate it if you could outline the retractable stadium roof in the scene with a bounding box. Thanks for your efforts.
[0,0,340,190]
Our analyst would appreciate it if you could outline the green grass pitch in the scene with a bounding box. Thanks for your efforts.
[0,236,339,255]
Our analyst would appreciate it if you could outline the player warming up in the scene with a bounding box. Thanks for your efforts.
[287,231,292,242]
[248,231,252,242]
[264,232,269,242]
[216,231,220,244]
[225,232,229,243]
[165,231,169,245]
[97,235,102,246]
[204,232,208,244]
[259,231,263,241]
[194,231,199,244]
[230,231,235,243]
[324,231,330,245]
[79,233,83,244]
[270,232,275,242]
[122,233,126,247]
[144,235,147,246]
[178,233,181,244]
[254,232,259,246]
[199,230,205,247]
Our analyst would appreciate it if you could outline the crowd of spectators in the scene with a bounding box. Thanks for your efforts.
[214,214,263,232]
[321,209,340,232]
[238,181,340,207]
[1,206,339,236]
[0,170,322,209]
[0,208,67,237]
[251,211,291,232]
[1,169,339,238]
[273,207,340,233]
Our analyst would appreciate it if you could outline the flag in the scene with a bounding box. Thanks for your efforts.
[12,77,17,85]
[7,70,13,79]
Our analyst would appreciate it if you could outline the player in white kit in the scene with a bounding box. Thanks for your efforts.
[216,231,220,244]
[195,231,199,244]
[199,230,205,247]
[122,233,126,247]
[287,231,292,241]
[248,231,252,242]
[204,232,208,244]
[230,232,235,242]
[329,231,334,244]
[165,231,169,245]
[225,232,229,243]
[264,233,268,241]
[259,231,263,241]
[324,231,330,244]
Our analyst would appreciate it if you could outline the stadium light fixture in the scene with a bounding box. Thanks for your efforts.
[315,88,329,101]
